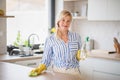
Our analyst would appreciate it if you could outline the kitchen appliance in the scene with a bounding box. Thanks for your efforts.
[32,44,44,54]
[7,45,20,55]
[9,49,20,56]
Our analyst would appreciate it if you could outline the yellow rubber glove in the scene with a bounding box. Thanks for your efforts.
[76,50,81,61]
[29,64,46,77]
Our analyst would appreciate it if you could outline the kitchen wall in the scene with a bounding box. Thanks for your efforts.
[72,20,120,51]
[0,0,7,54]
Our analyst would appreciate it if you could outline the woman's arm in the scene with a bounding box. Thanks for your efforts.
[41,37,53,67]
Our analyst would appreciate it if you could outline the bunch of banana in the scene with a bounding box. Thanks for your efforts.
[29,64,46,77]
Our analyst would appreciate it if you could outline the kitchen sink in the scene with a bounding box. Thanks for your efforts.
[19,54,33,57]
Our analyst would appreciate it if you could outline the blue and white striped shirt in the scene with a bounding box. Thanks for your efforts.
[41,31,81,69]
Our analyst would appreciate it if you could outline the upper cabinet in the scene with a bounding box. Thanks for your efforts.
[55,0,88,20]
[88,0,120,20]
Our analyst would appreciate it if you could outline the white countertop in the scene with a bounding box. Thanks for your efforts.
[88,50,120,61]
[0,62,80,80]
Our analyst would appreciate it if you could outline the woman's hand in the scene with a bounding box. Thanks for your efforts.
[29,64,46,77]
[76,50,81,61]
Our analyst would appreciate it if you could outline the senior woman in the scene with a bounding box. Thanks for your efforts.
[29,10,82,80]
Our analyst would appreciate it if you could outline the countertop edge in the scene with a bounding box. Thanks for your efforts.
[0,54,43,63]
[88,52,120,61]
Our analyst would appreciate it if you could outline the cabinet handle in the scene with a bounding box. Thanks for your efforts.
[27,63,37,66]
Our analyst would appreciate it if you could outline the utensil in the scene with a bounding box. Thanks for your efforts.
[113,37,120,54]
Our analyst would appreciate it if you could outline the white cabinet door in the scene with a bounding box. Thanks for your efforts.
[88,0,120,20]
[88,0,107,20]
[55,0,64,17]
[107,0,120,20]
[93,71,120,80]
[80,58,120,80]
[92,58,120,80]
[80,59,94,80]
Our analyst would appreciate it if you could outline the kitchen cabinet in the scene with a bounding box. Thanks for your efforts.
[80,58,120,80]
[88,0,120,20]
[80,59,93,80]
[14,59,41,68]
[55,0,88,20]
[0,53,43,67]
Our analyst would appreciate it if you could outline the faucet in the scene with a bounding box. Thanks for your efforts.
[28,34,39,48]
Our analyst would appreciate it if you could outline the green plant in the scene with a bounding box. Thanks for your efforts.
[13,31,22,47]
[23,40,29,47]
[13,31,30,47]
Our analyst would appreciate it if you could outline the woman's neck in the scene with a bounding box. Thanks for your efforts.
[58,30,69,43]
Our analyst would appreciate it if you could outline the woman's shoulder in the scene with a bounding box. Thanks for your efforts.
[46,34,55,40]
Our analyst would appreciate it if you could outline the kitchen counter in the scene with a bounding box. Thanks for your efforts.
[0,62,81,80]
[0,62,35,80]
[0,54,43,63]
[88,50,120,61]
[1,50,120,63]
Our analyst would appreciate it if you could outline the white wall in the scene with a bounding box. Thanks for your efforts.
[0,0,7,54]
[72,20,120,51]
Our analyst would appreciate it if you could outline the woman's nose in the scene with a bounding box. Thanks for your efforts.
[63,22,68,26]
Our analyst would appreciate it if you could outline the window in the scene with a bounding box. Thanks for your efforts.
[6,0,49,45]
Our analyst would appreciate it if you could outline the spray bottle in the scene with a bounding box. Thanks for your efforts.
[80,39,87,60]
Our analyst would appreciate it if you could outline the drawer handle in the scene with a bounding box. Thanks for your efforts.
[27,63,36,66]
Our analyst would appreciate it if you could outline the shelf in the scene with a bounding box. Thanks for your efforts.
[0,15,15,18]
[64,0,78,1]
[73,16,87,19]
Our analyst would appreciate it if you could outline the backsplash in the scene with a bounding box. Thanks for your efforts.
[72,20,120,51]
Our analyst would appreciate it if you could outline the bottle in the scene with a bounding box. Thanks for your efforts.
[80,41,87,60]
[86,36,90,52]
[85,36,94,52]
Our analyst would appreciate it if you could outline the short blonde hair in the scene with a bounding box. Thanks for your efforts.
[55,10,72,28]
[55,10,72,39]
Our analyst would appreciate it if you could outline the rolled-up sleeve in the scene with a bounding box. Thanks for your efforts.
[41,37,53,67]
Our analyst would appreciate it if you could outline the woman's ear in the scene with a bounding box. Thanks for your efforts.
[57,21,59,27]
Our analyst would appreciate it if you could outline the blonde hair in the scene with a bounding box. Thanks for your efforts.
[55,10,72,39]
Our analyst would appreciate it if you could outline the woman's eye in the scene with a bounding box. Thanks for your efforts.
[67,20,70,22]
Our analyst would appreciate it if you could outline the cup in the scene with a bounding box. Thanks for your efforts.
[23,47,33,56]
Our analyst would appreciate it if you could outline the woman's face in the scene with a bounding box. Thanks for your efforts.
[58,16,71,32]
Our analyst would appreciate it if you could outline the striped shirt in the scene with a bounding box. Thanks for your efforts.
[41,31,81,69]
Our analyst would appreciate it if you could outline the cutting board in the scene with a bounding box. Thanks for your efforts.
[91,49,115,54]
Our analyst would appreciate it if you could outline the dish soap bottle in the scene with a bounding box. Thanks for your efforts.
[80,40,87,60]
[86,36,90,52]
[86,36,94,52]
